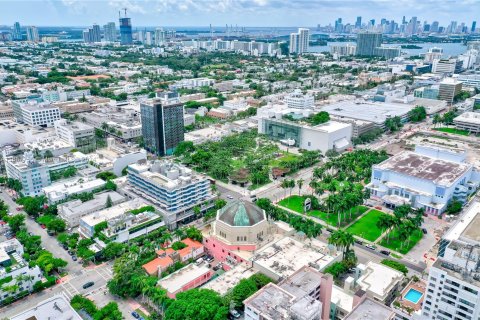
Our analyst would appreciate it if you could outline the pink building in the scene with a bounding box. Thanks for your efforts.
[158,264,213,298]
[203,200,273,268]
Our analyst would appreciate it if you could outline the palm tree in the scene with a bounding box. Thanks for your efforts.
[328,230,355,260]
[280,179,290,199]
[297,179,304,195]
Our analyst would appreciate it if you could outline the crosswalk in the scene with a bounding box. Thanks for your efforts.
[59,265,113,299]
[61,282,79,299]
[96,266,113,281]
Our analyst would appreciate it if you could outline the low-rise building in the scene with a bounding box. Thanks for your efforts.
[79,198,164,245]
[259,117,352,153]
[284,89,315,109]
[10,294,82,320]
[54,119,96,153]
[453,112,480,134]
[343,297,395,320]
[367,145,479,215]
[142,238,204,276]
[12,100,61,127]
[42,177,106,204]
[58,191,125,227]
[0,239,44,302]
[355,261,404,304]
[4,151,89,196]
[126,160,215,228]
[158,263,213,298]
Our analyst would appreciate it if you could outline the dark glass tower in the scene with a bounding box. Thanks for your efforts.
[119,12,133,45]
[140,93,184,156]
[356,32,382,56]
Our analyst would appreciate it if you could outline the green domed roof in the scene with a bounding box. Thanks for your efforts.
[218,200,265,227]
[233,203,250,226]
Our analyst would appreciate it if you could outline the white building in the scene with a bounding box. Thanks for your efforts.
[4,151,89,196]
[258,116,352,154]
[284,89,315,109]
[58,191,125,227]
[422,201,480,320]
[290,28,310,54]
[171,78,214,90]
[126,160,215,228]
[453,112,480,134]
[0,239,44,301]
[432,59,460,74]
[12,101,61,127]
[79,198,164,244]
[54,119,96,153]
[367,145,480,215]
[355,261,404,304]
[223,98,249,112]
[42,177,106,204]
[11,294,82,320]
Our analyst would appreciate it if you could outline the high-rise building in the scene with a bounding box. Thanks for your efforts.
[91,24,101,42]
[356,31,382,56]
[103,22,117,42]
[119,10,133,45]
[155,28,166,45]
[137,30,144,43]
[140,92,184,156]
[12,22,22,41]
[438,77,463,104]
[145,31,153,45]
[472,21,477,33]
[26,26,39,42]
[355,16,362,28]
[289,28,310,54]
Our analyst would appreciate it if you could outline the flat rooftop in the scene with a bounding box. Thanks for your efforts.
[344,298,394,320]
[10,294,82,320]
[158,264,211,294]
[357,262,403,299]
[454,112,480,125]
[201,264,256,295]
[81,198,148,227]
[244,283,295,319]
[322,101,412,125]
[278,266,324,299]
[331,285,354,314]
[252,236,340,279]
[459,201,480,244]
[374,151,471,187]
[59,191,125,217]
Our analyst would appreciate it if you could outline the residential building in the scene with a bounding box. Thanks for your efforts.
[158,263,213,298]
[258,116,352,153]
[344,298,395,320]
[82,106,142,140]
[58,191,125,227]
[289,28,310,54]
[26,26,39,42]
[42,177,106,204]
[10,294,82,320]
[103,22,116,42]
[438,77,463,104]
[367,145,479,215]
[354,261,404,304]
[126,159,215,228]
[79,198,164,244]
[356,32,382,56]
[4,151,89,196]
[422,201,480,320]
[453,112,480,134]
[244,266,334,320]
[12,22,22,41]
[119,13,133,45]
[373,47,401,59]
[170,78,214,90]
[0,239,44,302]
[330,44,357,56]
[201,264,257,295]
[12,101,60,127]
[54,119,95,153]
[456,74,480,89]
[424,47,443,63]
[285,89,315,109]
[140,92,184,156]
[142,238,204,276]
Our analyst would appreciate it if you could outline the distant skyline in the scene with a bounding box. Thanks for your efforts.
[0,0,478,27]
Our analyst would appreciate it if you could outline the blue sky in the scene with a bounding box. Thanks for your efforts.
[0,0,478,27]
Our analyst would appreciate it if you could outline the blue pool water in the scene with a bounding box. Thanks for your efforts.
[404,288,423,304]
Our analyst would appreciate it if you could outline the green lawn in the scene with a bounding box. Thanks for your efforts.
[346,209,387,242]
[380,229,423,254]
[434,127,470,136]
[278,195,309,213]
[308,206,369,227]
[270,152,300,167]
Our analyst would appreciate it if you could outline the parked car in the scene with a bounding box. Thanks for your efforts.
[82,281,94,289]
[227,195,234,199]
[354,240,363,245]
[422,228,428,234]
[72,256,78,261]
[196,258,204,265]
[40,224,46,229]
[213,263,222,271]
[380,250,390,256]
[229,310,241,319]
[47,230,55,236]
[205,255,214,263]
[365,244,376,250]
[131,312,140,319]
[68,250,74,256]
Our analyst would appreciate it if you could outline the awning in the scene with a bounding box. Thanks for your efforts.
[334,137,350,149]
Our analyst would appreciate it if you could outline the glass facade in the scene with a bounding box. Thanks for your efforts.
[119,17,132,45]
[262,119,302,147]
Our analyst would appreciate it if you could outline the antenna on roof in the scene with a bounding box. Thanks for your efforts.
[123,8,128,17]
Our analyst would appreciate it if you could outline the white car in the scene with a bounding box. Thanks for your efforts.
[227,195,234,199]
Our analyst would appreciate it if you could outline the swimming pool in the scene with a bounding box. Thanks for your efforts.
[404,288,423,304]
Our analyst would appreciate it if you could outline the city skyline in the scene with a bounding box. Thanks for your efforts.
[0,0,478,27]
